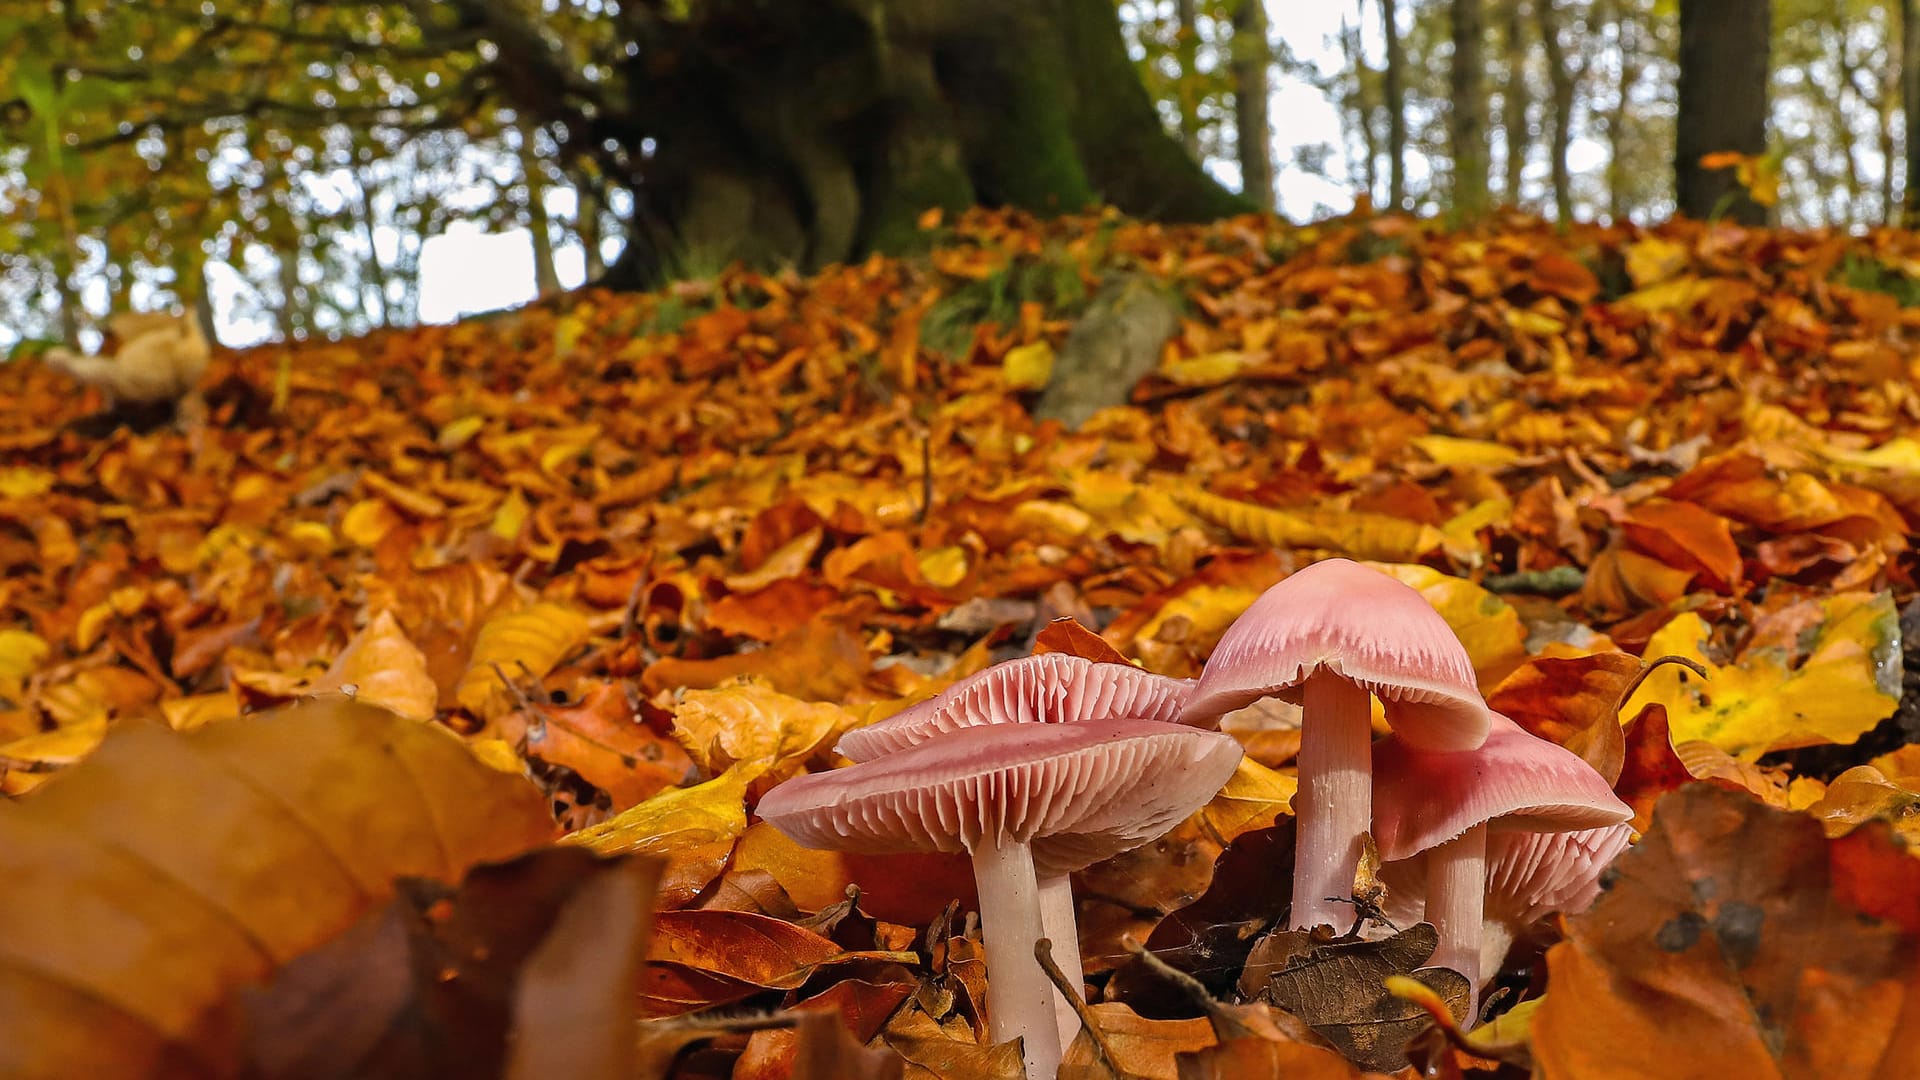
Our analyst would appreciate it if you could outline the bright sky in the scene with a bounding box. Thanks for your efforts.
[406,3,1362,329]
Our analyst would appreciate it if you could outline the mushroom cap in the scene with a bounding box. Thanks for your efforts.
[1370,712,1633,862]
[1378,821,1634,928]
[838,653,1195,761]
[757,718,1244,866]
[1180,558,1488,751]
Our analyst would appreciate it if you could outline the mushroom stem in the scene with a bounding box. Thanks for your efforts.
[1037,873,1085,1051]
[1291,671,1374,930]
[1425,823,1489,1023]
[971,839,1064,1080]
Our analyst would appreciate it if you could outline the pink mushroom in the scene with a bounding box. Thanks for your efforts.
[757,718,1242,1080]
[1371,712,1632,1017]
[834,651,1196,1020]
[836,652,1194,760]
[1183,558,1491,930]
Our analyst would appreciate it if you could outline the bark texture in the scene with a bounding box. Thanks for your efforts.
[1906,0,1920,221]
[553,0,1249,289]
[1382,0,1409,209]
[1449,0,1490,217]
[1233,0,1275,211]
[1675,0,1770,224]
[1536,0,1577,222]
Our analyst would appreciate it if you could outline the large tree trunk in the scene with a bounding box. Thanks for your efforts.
[1905,0,1920,221]
[1676,0,1770,224]
[1382,0,1409,209]
[1232,0,1275,211]
[1536,0,1577,222]
[1501,0,1532,205]
[595,0,1248,289]
[1449,0,1490,216]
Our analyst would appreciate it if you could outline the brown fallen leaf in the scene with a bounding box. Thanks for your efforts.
[457,601,593,719]
[1244,924,1469,1073]
[307,608,438,720]
[514,679,693,809]
[1173,1035,1410,1080]
[642,908,915,1017]
[1614,703,1696,833]
[1532,783,1920,1079]
[238,848,661,1080]
[1061,1003,1215,1080]
[1033,617,1136,666]
[643,621,874,702]
[0,698,556,1078]
[1487,650,1641,783]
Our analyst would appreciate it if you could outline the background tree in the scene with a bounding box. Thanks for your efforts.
[1449,0,1490,215]
[1675,0,1771,223]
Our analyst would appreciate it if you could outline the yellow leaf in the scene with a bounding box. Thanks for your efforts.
[1161,351,1253,387]
[1169,488,1443,562]
[437,414,487,449]
[0,712,106,768]
[1624,237,1689,288]
[567,764,751,858]
[160,692,239,732]
[916,545,969,589]
[340,498,404,548]
[491,487,531,541]
[1618,276,1716,315]
[1504,308,1566,337]
[0,467,54,499]
[1137,584,1262,653]
[456,602,593,719]
[669,682,855,778]
[1003,340,1055,390]
[1368,564,1528,690]
[1200,757,1298,841]
[0,630,50,701]
[1410,435,1523,470]
[1623,594,1902,760]
[281,521,335,556]
[1818,436,1920,473]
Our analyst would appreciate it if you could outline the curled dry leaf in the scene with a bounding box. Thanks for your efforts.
[1534,783,1920,1079]
[566,764,752,907]
[0,698,556,1078]
[668,680,857,779]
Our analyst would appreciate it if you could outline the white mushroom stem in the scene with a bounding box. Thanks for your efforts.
[971,839,1063,1080]
[1291,671,1374,930]
[1037,873,1085,1052]
[1424,823,1489,1023]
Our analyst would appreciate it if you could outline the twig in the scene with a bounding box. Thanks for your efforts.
[1036,937,1119,1077]
[916,425,934,525]
[1616,654,1711,713]
[619,565,651,643]
[1118,936,1254,1039]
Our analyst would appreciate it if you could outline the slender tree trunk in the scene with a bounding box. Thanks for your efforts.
[1905,0,1920,221]
[1536,0,1576,221]
[1828,21,1864,227]
[1449,0,1491,216]
[1676,0,1770,224]
[1604,0,1643,223]
[1232,0,1275,210]
[580,188,606,279]
[356,172,391,327]
[521,132,561,297]
[1343,15,1382,201]
[1175,0,1203,158]
[1502,0,1532,205]
[1383,0,1409,209]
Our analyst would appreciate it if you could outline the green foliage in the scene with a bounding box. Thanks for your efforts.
[1835,252,1920,308]
[920,246,1091,357]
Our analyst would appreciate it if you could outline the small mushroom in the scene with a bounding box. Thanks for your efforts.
[757,718,1242,1080]
[837,652,1194,761]
[1371,712,1632,1017]
[1183,558,1491,930]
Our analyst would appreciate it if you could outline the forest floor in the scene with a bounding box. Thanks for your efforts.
[3,207,1920,1077]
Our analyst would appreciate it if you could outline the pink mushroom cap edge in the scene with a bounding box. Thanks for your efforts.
[759,717,1244,861]
[1380,822,1635,927]
[837,652,1195,761]
[1181,558,1490,751]
[1370,712,1634,863]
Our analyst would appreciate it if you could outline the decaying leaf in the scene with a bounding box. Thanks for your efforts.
[1533,783,1920,1078]
[1244,924,1470,1073]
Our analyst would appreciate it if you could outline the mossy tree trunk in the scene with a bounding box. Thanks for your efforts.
[562,0,1249,289]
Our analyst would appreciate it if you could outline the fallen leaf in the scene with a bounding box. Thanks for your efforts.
[1621,594,1901,759]
[308,609,438,720]
[457,602,594,719]
[1488,651,1641,782]
[1248,924,1468,1072]
[1366,563,1528,690]
[1533,784,1920,1079]
[0,699,555,1076]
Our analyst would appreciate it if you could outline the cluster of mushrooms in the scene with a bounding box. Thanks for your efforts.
[756,558,1633,1080]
